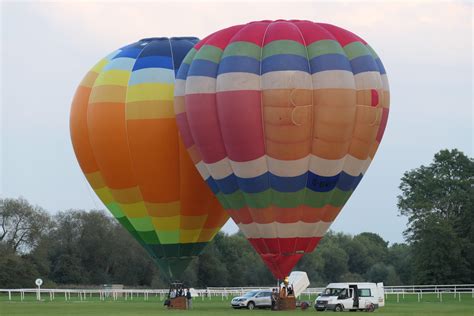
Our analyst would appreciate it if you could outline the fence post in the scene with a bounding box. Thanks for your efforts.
[397,293,399,303]
[8,291,11,301]
[440,292,443,302]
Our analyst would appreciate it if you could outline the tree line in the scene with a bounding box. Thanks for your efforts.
[0,149,472,288]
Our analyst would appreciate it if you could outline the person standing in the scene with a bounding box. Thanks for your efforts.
[186,288,192,309]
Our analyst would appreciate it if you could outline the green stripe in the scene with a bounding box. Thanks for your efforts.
[217,188,353,210]
[182,47,197,65]
[106,202,125,218]
[366,45,380,59]
[307,40,345,59]
[344,41,372,60]
[222,41,261,60]
[195,45,222,63]
[156,230,180,244]
[128,217,154,231]
[262,40,307,59]
[137,230,160,244]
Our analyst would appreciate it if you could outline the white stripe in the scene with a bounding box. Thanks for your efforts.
[230,156,268,179]
[381,74,390,92]
[174,79,186,97]
[205,157,233,180]
[312,70,355,89]
[354,71,383,90]
[217,72,260,92]
[185,76,216,94]
[238,221,332,238]
[197,154,372,181]
[267,155,309,177]
[195,161,210,180]
[261,71,312,90]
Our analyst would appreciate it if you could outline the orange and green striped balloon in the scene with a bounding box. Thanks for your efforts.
[70,37,228,278]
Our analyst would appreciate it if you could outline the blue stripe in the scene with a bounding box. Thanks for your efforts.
[210,171,362,194]
[176,63,190,80]
[187,59,219,78]
[350,55,379,74]
[129,68,175,85]
[103,57,135,71]
[375,58,386,75]
[262,54,310,74]
[113,47,143,59]
[217,56,260,75]
[132,56,173,71]
[206,177,220,194]
[309,54,352,74]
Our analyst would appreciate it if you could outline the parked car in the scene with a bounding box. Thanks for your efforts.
[314,282,385,312]
[231,290,272,310]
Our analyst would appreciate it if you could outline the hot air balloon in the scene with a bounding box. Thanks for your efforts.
[174,20,389,279]
[70,37,228,279]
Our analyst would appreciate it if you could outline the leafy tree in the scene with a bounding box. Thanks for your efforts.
[398,149,474,283]
[0,197,52,253]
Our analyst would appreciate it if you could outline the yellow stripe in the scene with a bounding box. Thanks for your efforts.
[179,229,201,243]
[91,58,109,73]
[126,83,174,102]
[121,201,148,218]
[94,70,131,87]
[94,187,114,204]
[145,201,181,217]
[90,85,126,103]
[85,171,106,189]
[80,71,99,88]
[126,100,175,120]
[110,186,142,204]
[152,216,180,231]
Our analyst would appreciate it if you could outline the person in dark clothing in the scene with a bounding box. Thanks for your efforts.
[186,288,192,309]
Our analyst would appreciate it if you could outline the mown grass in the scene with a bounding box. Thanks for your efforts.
[0,293,473,316]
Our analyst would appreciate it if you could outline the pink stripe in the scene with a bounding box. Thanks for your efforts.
[185,93,227,163]
[229,21,269,46]
[376,108,389,142]
[319,23,367,46]
[175,113,194,148]
[263,21,305,45]
[216,90,265,162]
[293,21,335,44]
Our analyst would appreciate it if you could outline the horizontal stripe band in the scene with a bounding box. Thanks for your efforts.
[238,220,331,238]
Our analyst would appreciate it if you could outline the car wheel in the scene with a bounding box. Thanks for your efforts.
[334,304,343,312]
[247,302,255,310]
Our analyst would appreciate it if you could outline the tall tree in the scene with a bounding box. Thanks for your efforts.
[0,197,52,253]
[398,149,474,283]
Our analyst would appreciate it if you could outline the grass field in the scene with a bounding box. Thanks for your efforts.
[0,293,473,316]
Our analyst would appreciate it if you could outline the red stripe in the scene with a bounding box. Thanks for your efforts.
[376,108,389,142]
[263,21,305,45]
[319,23,367,46]
[293,21,336,45]
[216,90,265,162]
[200,25,245,50]
[371,89,379,107]
[185,94,227,163]
[229,21,269,46]
[175,113,194,148]
[249,237,322,279]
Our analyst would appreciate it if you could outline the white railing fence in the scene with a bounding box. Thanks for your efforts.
[1,284,473,302]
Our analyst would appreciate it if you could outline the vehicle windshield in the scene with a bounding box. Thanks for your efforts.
[243,291,258,297]
[321,288,345,296]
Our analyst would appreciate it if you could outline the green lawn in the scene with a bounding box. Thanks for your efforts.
[0,293,473,316]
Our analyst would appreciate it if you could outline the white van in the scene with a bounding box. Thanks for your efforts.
[314,282,384,312]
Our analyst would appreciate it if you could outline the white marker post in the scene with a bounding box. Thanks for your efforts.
[35,278,43,301]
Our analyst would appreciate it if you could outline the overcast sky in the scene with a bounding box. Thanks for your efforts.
[1,1,472,244]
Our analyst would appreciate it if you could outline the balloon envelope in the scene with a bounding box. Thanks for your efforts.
[70,37,228,279]
[174,21,390,279]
